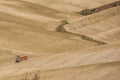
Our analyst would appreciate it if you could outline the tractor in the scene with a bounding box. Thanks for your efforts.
[15,55,28,63]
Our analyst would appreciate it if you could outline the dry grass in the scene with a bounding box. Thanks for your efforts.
[76,1,120,15]
[21,71,41,80]
[64,6,120,43]
[0,0,120,80]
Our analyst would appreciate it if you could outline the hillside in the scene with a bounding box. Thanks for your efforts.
[0,0,120,80]
[24,0,118,12]
[64,6,120,43]
[1,43,120,80]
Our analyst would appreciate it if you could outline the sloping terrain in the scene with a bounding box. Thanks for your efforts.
[64,6,120,43]
[0,0,120,80]
[0,43,120,80]
[24,0,118,12]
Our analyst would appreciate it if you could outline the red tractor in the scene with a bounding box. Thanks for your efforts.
[15,55,28,63]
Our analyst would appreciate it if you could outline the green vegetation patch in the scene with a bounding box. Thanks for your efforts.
[76,9,95,16]
[56,20,69,32]
[56,26,66,32]
[65,31,106,45]
[79,34,106,45]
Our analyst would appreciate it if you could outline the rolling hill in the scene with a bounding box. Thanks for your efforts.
[0,0,120,80]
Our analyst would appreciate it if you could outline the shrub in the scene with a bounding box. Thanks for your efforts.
[77,9,95,15]
[21,71,40,80]
[56,20,68,32]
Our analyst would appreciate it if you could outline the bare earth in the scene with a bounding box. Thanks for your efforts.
[0,0,120,80]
